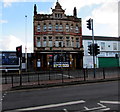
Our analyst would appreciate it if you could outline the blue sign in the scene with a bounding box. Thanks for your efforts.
[1,52,19,65]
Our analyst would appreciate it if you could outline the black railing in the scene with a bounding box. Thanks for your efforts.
[2,67,120,88]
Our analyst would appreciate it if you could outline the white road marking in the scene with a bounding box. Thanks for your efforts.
[63,108,68,112]
[84,106,89,110]
[84,103,107,111]
[97,103,106,108]
[101,108,110,111]
[100,101,120,104]
[5,100,85,112]
[57,74,74,78]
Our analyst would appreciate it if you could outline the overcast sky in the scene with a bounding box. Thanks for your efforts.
[0,0,119,53]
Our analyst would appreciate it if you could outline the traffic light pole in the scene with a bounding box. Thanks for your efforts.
[86,18,96,78]
[91,19,96,78]
[19,57,22,86]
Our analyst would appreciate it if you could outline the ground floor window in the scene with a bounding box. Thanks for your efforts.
[48,53,70,68]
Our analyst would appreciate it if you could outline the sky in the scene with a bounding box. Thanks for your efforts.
[0,0,119,53]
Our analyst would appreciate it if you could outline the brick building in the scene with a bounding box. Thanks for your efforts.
[33,1,83,70]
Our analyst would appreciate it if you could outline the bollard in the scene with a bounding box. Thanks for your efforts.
[38,72,40,85]
[62,70,64,83]
[28,72,30,82]
[20,72,22,86]
[103,68,105,79]
[83,68,86,81]
[11,75,13,87]
[49,68,51,80]
[68,69,70,79]
[5,69,8,84]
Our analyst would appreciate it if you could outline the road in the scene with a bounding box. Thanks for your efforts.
[2,80,120,112]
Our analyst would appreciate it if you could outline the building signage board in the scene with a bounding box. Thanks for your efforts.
[1,52,19,65]
[0,52,19,71]
[53,62,69,68]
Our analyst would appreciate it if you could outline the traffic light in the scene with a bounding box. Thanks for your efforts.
[86,19,92,30]
[88,44,93,55]
[94,44,100,56]
[16,45,22,57]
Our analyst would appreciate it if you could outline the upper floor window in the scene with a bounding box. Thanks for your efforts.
[55,41,59,47]
[55,36,63,40]
[70,24,74,32]
[48,41,53,47]
[55,23,59,31]
[71,41,74,47]
[43,24,47,31]
[113,43,117,50]
[43,41,47,47]
[66,37,70,40]
[66,24,69,32]
[66,40,70,47]
[76,38,80,48]
[75,25,79,33]
[76,41,80,48]
[37,24,40,32]
[55,14,57,18]
[37,37,41,47]
[43,36,47,40]
[101,42,105,50]
[76,38,79,41]
[58,41,63,47]
[55,13,62,18]
[48,23,52,31]
[49,36,52,40]
[71,37,74,40]
[59,23,63,31]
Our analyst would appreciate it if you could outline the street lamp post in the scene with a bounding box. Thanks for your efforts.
[25,15,27,72]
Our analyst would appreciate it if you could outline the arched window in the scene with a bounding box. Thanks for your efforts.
[55,23,59,31]
[37,24,40,32]
[70,24,74,32]
[48,23,52,31]
[43,23,47,31]
[76,38,80,48]
[75,25,79,33]
[59,23,63,31]
[66,23,69,32]
[37,37,41,47]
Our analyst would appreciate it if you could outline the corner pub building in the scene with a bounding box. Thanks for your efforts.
[33,1,83,70]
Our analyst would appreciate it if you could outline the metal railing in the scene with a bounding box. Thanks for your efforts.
[2,67,120,88]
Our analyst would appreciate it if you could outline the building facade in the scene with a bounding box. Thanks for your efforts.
[83,36,120,68]
[33,1,83,70]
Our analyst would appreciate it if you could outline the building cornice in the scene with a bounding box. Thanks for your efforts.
[82,35,120,41]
